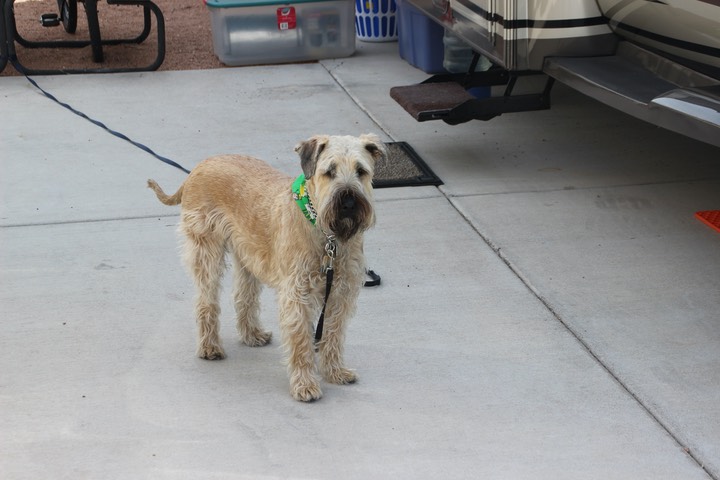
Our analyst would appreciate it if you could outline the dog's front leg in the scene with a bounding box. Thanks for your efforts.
[317,292,358,385]
[279,292,322,402]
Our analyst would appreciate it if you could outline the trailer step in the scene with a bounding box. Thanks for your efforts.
[391,75,554,125]
[390,83,475,122]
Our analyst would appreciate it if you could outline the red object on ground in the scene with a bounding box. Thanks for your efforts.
[695,210,720,233]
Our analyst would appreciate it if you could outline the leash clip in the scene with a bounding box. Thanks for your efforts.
[321,235,337,274]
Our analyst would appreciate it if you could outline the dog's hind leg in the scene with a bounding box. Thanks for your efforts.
[181,212,227,360]
[231,252,272,347]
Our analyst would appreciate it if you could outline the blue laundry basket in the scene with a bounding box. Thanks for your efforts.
[355,0,397,42]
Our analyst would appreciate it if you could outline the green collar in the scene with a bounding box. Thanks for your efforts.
[292,174,318,225]
[292,174,338,283]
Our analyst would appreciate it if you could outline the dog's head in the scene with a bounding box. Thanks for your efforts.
[295,134,385,242]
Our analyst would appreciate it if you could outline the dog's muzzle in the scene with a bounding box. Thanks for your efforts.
[327,189,373,241]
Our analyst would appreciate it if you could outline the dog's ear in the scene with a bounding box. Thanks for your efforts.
[359,134,387,166]
[295,135,329,179]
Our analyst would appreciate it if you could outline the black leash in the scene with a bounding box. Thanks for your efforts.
[314,268,381,348]
[365,269,381,287]
[314,235,336,348]
[314,267,334,347]
[21,72,191,175]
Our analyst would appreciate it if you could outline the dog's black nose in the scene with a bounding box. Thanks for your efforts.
[341,195,356,213]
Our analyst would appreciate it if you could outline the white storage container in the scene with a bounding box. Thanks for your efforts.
[205,0,356,66]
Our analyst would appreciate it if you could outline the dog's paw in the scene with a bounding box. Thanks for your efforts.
[197,345,226,360]
[242,330,272,347]
[291,381,323,402]
[324,368,357,385]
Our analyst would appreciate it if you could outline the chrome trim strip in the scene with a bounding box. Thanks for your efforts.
[613,21,720,58]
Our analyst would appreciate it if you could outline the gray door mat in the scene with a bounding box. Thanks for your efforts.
[373,142,443,188]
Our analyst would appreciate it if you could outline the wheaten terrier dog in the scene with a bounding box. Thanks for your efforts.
[148,134,385,401]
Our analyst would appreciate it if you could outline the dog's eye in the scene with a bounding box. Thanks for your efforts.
[356,166,368,177]
[323,164,336,179]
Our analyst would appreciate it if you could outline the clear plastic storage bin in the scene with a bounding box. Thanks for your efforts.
[205,0,356,66]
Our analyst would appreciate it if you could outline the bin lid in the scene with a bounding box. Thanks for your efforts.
[205,0,332,7]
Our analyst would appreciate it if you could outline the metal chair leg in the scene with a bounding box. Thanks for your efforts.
[0,0,8,73]
[84,0,103,62]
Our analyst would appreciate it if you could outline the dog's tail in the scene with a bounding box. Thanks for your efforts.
[147,179,184,206]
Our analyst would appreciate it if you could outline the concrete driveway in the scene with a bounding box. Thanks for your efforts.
[2,41,719,479]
